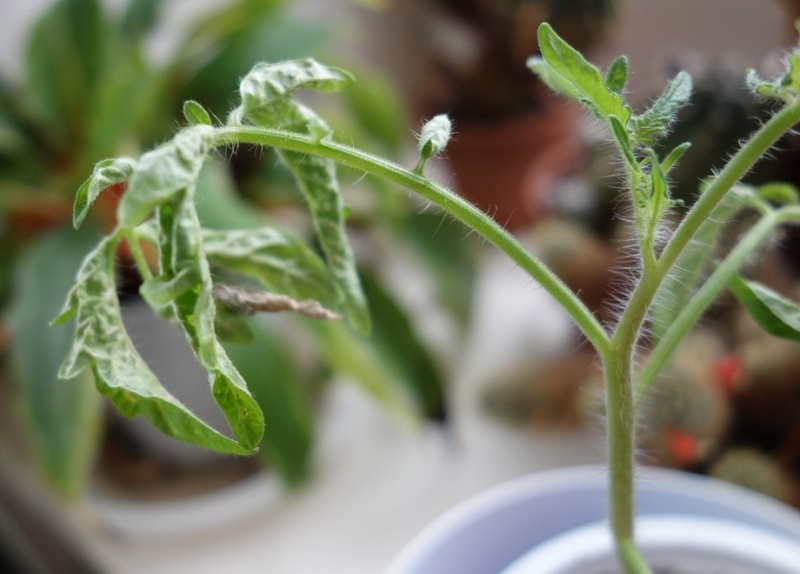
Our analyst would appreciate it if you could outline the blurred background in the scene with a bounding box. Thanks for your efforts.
[0,1,799,573]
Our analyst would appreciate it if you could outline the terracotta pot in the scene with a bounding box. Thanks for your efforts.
[446,101,583,232]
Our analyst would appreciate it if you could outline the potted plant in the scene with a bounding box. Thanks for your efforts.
[55,19,800,574]
[0,2,456,561]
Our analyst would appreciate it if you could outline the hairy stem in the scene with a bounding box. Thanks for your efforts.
[213,126,611,355]
[636,205,800,399]
[658,100,800,281]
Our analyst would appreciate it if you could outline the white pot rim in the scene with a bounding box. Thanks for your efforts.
[503,514,800,574]
[385,465,800,574]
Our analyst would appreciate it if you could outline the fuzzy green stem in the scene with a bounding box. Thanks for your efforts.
[606,309,654,573]
[658,100,800,279]
[213,126,611,355]
[636,205,800,399]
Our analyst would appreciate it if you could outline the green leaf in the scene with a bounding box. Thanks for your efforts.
[232,59,370,334]
[660,142,692,174]
[183,100,213,127]
[340,68,407,152]
[532,23,631,124]
[120,0,162,41]
[609,114,636,167]
[73,157,136,228]
[117,125,213,227]
[214,305,255,345]
[308,321,418,427]
[415,114,452,173]
[729,275,800,342]
[55,233,256,455]
[153,189,265,451]
[632,71,692,145]
[25,0,107,143]
[223,317,315,485]
[646,148,671,229]
[202,227,340,310]
[9,226,104,497]
[360,273,446,419]
[756,182,800,206]
[605,56,628,95]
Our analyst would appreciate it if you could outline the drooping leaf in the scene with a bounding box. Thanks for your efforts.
[223,316,315,485]
[151,189,265,451]
[73,156,136,228]
[359,273,446,420]
[632,71,692,145]
[729,275,800,342]
[231,59,370,333]
[202,227,340,310]
[54,233,256,455]
[532,23,631,124]
[9,226,104,497]
[117,125,214,227]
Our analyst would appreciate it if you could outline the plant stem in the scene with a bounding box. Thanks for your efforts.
[213,126,611,355]
[636,205,800,399]
[658,100,800,281]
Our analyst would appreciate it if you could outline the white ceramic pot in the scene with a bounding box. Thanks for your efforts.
[385,465,800,574]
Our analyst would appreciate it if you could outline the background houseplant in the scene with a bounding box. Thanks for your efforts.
[55,17,800,573]
[406,0,617,231]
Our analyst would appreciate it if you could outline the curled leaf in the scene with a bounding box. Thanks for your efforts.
[55,235,256,455]
[230,59,370,334]
[73,156,136,228]
[117,125,213,227]
[202,227,340,309]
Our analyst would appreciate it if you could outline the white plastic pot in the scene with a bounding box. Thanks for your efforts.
[503,515,800,573]
[385,465,800,574]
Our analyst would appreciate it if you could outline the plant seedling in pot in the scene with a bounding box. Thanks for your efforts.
[57,22,800,573]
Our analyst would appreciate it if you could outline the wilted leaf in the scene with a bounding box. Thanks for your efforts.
[117,125,213,227]
[54,233,256,455]
[73,156,136,228]
[203,227,340,310]
[231,59,369,333]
